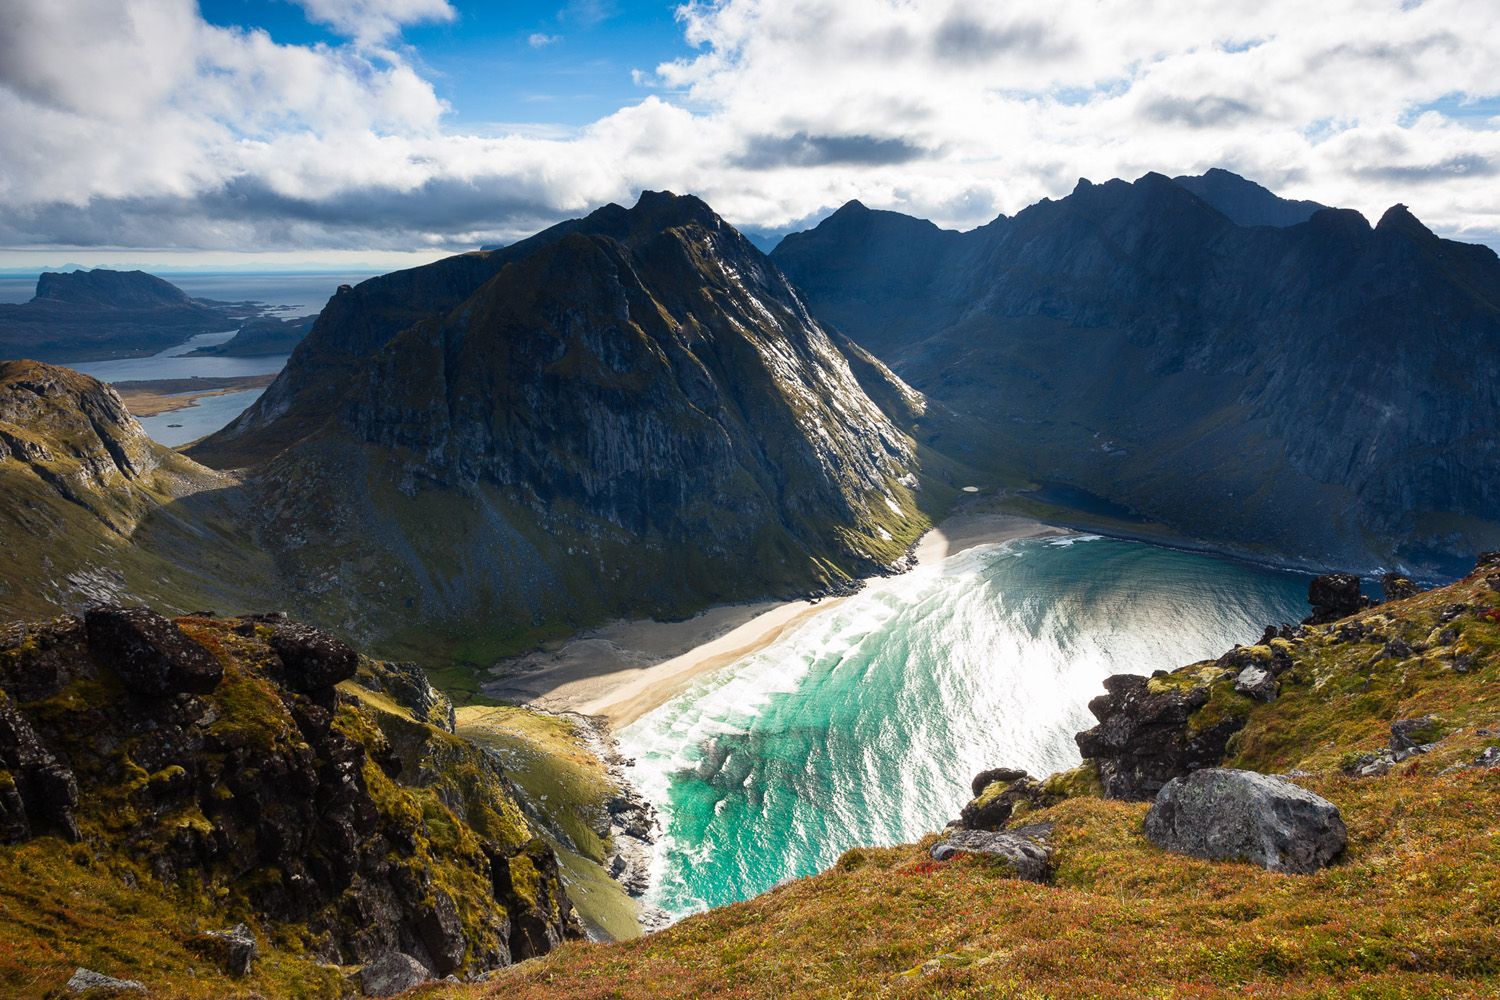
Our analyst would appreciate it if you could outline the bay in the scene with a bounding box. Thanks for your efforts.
[617,534,1311,917]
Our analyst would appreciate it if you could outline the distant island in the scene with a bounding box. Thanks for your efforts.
[0,268,308,363]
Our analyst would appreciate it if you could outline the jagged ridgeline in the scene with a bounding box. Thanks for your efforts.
[772,169,1500,576]
[190,192,936,650]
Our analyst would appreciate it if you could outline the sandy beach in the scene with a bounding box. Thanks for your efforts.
[483,510,1070,728]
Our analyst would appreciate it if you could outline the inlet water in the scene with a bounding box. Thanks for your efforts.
[617,534,1310,917]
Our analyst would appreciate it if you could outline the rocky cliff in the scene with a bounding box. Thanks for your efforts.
[196,193,931,649]
[772,170,1500,576]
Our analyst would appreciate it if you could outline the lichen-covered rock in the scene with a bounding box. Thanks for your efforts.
[358,951,433,998]
[1075,671,1248,801]
[1390,716,1445,752]
[1234,665,1279,702]
[970,766,1028,798]
[269,623,358,692]
[1381,572,1422,602]
[928,828,1052,882]
[1144,768,1346,874]
[67,967,146,992]
[202,924,259,977]
[83,605,223,696]
[356,657,456,732]
[0,691,79,841]
[0,611,581,980]
[1303,573,1370,625]
[958,770,1043,830]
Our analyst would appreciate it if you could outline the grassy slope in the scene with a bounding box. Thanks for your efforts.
[409,565,1500,1000]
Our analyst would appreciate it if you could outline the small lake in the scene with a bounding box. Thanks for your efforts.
[139,388,267,447]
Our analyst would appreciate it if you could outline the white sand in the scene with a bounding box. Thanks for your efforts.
[485,511,1070,728]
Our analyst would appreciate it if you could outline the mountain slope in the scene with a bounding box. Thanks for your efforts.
[0,360,275,617]
[199,193,933,655]
[772,171,1500,576]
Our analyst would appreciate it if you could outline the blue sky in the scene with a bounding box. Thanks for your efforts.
[199,1,695,131]
[1,0,1499,267]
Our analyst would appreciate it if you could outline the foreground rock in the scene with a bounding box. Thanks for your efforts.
[84,605,223,696]
[67,968,146,992]
[1303,573,1371,625]
[958,768,1045,830]
[358,951,433,998]
[1144,768,1346,874]
[1075,672,1247,800]
[928,826,1052,883]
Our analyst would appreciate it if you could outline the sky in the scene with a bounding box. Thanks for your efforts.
[2,0,1499,268]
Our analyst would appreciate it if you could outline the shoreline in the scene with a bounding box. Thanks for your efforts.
[114,373,276,417]
[483,511,1070,729]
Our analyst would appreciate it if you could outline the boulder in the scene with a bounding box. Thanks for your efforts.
[1144,768,1346,874]
[67,968,146,992]
[1302,573,1368,625]
[358,952,433,998]
[1234,665,1278,702]
[203,923,259,977]
[0,697,80,841]
[1389,716,1444,752]
[415,889,465,976]
[970,766,1028,798]
[84,606,223,696]
[1075,672,1246,801]
[958,773,1043,830]
[1381,572,1422,602]
[928,828,1051,882]
[269,624,358,692]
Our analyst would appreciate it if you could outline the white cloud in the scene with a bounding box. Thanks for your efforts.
[1,0,1499,251]
[529,32,562,47]
[291,0,455,46]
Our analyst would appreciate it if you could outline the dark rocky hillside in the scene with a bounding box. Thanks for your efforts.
[0,607,584,995]
[0,270,246,362]
[194,192,935,650]
[772,170,1500,576]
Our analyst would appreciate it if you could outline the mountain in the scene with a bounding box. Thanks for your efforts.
[187,314,316,357]
[772,170,1500,577]
[1173,167,1327,227]
[190,192,938,653]
[0,269,248,362]
[0,359,274,618]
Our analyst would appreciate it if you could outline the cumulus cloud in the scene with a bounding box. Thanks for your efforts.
[2,0,1499,252]
[291,0,455,45]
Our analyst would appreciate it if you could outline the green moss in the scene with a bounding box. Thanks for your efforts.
[1040,763,1104,801]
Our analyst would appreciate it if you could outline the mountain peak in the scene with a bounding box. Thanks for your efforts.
[1375,203,1435,241]
[1174,168,1326,227]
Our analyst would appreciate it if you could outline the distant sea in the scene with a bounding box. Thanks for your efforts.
[618,534,1310,918]
[4,272,384,445]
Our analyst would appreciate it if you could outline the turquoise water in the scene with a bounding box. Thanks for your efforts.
[617,534,1311,917]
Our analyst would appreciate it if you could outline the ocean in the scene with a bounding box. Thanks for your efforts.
[617,534,1311,917]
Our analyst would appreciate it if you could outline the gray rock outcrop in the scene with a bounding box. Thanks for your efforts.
[358,952,433,998]
[1143,768,1346,874]
[928,826,1052,883]
[67,968,146,992]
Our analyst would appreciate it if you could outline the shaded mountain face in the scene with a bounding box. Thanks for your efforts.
[0,360,274,617]
[198,193,926,644]
[0,269,236,363]
[772,170,1500,576]
[1172,168,1326,228]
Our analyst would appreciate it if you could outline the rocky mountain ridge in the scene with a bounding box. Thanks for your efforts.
[193,192,937,650]
[772,170,1500,577]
